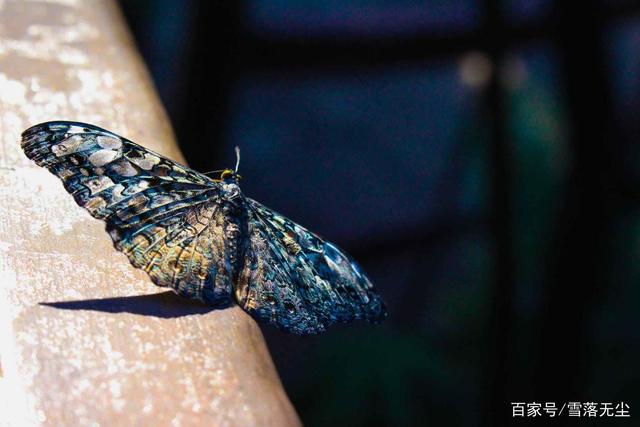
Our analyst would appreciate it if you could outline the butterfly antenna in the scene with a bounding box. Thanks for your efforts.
[234,146,241,173]
[202,169,225,177]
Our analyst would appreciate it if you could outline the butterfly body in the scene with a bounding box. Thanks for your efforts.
[21,121,386,335]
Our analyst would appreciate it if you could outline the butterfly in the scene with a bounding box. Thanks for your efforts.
[21,121,386,335]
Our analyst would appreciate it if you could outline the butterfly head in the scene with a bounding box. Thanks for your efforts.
[213,147,243,183]
[220,169,242,202]
[220,169,242,182]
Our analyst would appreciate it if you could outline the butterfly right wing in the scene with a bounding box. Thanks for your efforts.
[235,198,386,335]
[21,121,234,306]
[235,205,326,335]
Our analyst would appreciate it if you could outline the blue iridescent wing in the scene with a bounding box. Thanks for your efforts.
[21,121,234,306]
[235,198,387,335]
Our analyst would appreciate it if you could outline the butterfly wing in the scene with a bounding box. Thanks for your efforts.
[21,121,234,306]
[234,198,387,335]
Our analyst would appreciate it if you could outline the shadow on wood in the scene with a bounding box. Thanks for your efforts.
[40,291,224,318]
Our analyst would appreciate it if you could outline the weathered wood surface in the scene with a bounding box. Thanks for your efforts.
[0,1,300,426]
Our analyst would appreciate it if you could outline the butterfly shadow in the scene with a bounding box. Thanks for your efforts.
[40,291,224,319]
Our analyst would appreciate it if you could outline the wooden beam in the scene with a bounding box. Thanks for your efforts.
[0,1,300,426]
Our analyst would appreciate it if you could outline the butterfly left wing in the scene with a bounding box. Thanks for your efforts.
[21,121,235,306]
[234,198,387,335]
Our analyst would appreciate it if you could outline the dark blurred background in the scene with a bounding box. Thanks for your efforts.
[118,1,640,425]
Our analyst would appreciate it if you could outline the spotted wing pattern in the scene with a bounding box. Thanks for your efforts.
[235,198,386,335]
[21,121,234,306]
